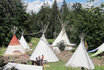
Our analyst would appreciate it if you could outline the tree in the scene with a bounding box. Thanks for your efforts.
[49,0,60,38]
[60,0,69,20]
[72,3,82,13]
[0,0,29,47]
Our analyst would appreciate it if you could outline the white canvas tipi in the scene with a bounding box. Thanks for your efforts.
[4,35,26,56]
[30,34,59,62]
[4,63,43,70]
[52,27,75,51]
[66,37,94,70]
[19,35,30,50]
[90,43,104,57]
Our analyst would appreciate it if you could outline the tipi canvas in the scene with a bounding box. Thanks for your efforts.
[4,35,26,56]
[19,35,30,50]
[30,34,59,62]
[66,38,94,70]
[4,62,43,70]
[52,47,61,54]
[90,43,104,57]
[52,28,72,45]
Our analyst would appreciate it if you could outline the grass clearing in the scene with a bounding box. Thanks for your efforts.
[45,61,104,70]
[0,47,6,56]
[47,39,55,44]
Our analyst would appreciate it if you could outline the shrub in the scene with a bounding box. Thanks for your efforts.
[57,41,65,51]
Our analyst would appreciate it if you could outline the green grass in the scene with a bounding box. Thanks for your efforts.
[46,61,67,70]
[47,39,55,43]
[29,37,40,50]
[0,47,6,56]
[45,61,104,70]
[94,65,104,70]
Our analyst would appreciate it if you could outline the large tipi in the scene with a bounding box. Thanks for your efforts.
[30,34,59,62]
[4,35,26,56]
[90,43,104,57]
[19,35,30,51]
[66,37,94,70]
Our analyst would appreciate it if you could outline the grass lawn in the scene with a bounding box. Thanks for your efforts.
[45,61,104,70]
[0,47,6,56]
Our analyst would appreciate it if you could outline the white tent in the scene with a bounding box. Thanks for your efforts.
[4,35,26,56]
[66,38,94,70]
[52,28,75,50]
[30,34,59,62]
[53,28,72,45]
[52,47,61,54]
[90,43,104,57]
[64,47,73,51]
[19,35,30,50]
[3,63,43,70]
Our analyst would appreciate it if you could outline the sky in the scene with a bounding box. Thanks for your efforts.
[23,0,104,13]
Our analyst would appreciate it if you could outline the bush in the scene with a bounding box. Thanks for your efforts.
[57,41,65,51]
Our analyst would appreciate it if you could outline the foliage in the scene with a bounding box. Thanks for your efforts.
[0,0,30,46]
[57,41,66,51]
[0,56,8,69]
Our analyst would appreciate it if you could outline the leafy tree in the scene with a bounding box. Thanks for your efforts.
[49,0,60,38]
[60,0,69,20]
[0,0,29,46]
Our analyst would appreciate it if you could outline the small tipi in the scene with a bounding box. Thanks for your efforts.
[90,43,104,57]
[66,37,94,70]
[19,35,30,51]
[30,34,59,62]
[4,26,26,56]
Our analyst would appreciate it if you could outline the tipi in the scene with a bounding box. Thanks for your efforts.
[90,43,104,57]
[30,34,59,62]
[4,35,26,56]
[52,27,75,50]
[52,47,61,54]
[66,37,94,70]
[4,62,43,70]
[4,26,26,56]
[19,35,30,51]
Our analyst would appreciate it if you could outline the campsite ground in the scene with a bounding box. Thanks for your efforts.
[1,37,104,70]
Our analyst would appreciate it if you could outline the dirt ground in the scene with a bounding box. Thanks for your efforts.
[56,50,104,66]
[3,50,104,66]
